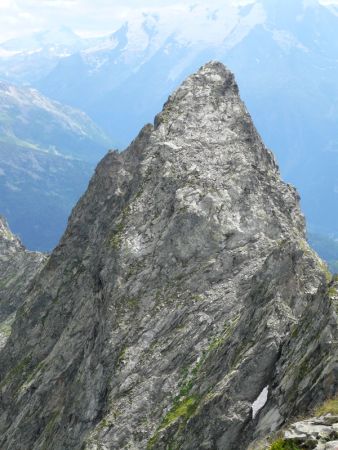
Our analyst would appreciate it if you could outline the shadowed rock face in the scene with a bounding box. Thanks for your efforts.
[0,216,46,348]
[0,62,336,450]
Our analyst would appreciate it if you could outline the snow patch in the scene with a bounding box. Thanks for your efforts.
[252,386,269,419]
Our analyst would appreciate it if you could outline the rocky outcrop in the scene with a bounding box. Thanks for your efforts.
[0,216,46,349]
[251,411,338,450]
[0,62,336,450]
[282,415,338,450]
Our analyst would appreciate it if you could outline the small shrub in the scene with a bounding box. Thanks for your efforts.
[327,286,338,298]
[269,439,301,450]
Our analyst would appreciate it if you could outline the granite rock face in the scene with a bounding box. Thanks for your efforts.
[0,216,46,349]
[0,62,337,450]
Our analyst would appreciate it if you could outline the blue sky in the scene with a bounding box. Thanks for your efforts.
[0,0,337,42]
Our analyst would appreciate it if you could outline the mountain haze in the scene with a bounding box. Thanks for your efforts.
[0,81,111,250]
[0,27,104,84]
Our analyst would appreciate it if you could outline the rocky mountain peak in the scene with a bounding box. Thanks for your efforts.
[154,62,245,142]
[0,216,27,263]
[0,216,46,349]
[0,62,336,450]
[156,61,238,117]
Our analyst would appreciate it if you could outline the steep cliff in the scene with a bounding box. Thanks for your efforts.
[0,216,46,349]
[0,62,336,450]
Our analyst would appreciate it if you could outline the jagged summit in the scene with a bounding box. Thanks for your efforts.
[0,63,336,450]
[176,60,238,95]
[154,61,280,173]
[156,61,238,119]
[155,61,245,134]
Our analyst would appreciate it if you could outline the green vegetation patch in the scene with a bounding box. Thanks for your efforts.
[327,285,338,298]
[320,261,332,284]
[97,417,113,430]
[109,204,131,250]
[116,346,127,367]
[147,396,199,450]
[109,222,125,250]
[269,439,301,450]
[147,314,242,449]
[161,395,199,429]
[208,335,227,352]
[315,395,338,416]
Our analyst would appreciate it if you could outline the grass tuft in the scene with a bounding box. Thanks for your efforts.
[315,395,338,416]
[269,439,301,450]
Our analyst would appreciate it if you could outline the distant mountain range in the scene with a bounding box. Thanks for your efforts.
[0,26,104,84]
[0,81,111,251]
[0,0,337,264]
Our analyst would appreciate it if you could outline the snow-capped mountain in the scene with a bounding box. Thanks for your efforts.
[1,26,86,54]
[0,26,104,83]
[0,2,268,84]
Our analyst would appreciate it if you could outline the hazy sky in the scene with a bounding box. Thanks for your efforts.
[0,0,337,42]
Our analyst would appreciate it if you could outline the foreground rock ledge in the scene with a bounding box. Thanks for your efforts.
[250,411,338,450]
[0,62,337,450]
